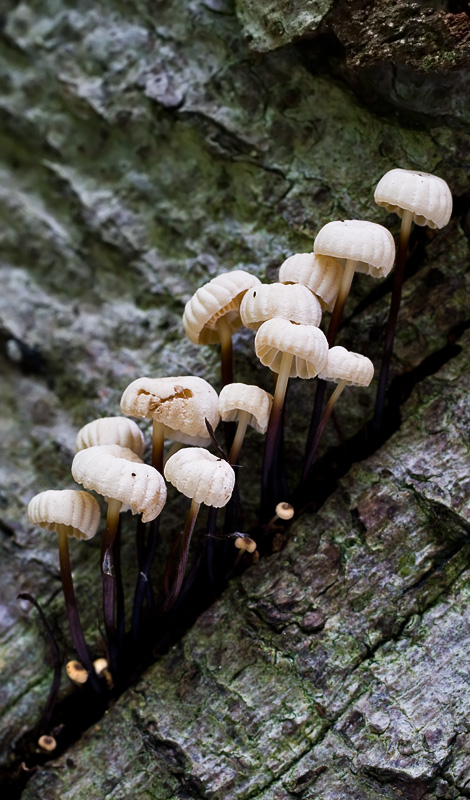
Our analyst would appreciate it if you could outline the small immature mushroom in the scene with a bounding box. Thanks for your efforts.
[72,445,166,649]
[38,735,57,753]
[120,375,219,473]
[183,270,261,386]
[28,490,101,692]
[373,169,453,433]
[255,318,329,509]
[279,252,343,312]
[234,536,257,553]
[303,346,374,480]
[66,659,89,684]
[93,657,113,689]
[164,448,235,608]
[275,501,294,521]
[240,282,322,330]
[76,417,144,458]
[219,383,273,464]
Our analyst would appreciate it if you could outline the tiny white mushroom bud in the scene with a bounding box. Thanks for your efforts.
[234,536,257,553]
[38,735,57,752]
[66,660,89,684]
[275,502,294,520]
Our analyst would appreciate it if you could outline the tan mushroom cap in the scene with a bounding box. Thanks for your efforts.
[374,168,452,229]
[183,270,261,345]
[38,735,57,752]
[318,346,374,387]
[71,445,167,523]
[279,252,343,311]
[240,282,322,330]
[66,660,89,684]
[219,383,273,434]
[76,416,145,457]
[164,448,235,508]
[235,536,257,553]
[314,220,396,278]
[28,490,101,541]
[255,318,329,379]
[120,375,219,447]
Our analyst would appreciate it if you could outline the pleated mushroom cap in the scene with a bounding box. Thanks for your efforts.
[71,445,167,523]
[76,417,144,457]
[240,282,322,330]
[318,346,374,387]
[219,383,273,434]
[255,318,329,379]
[279,252,343,311]
[28,490,101,541]
[120,376,219,447]
[374,169,452,229]
[164,448,235,508]
[314,220,396,278]
[183,270,261,345]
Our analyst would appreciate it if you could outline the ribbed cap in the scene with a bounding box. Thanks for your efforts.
[255,318,328,379]
[219,383,273,434]
[318,346,374,386]
[375,169,452,229]
[164,448,235,507]
[28,489,101,541]
[76,417,144,457]
[183,270,261,344]
[279,252,343,311]
[314,220,396,278]
[240,282,322,330]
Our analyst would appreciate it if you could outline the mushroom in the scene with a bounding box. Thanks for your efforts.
[76,417,145,457]
[71,445,166,649]
[38,735,57,753]
[66,659,89,685]
[28,490,101,692]
[182,270,261,385]
[279,252,343,312]
[163,448,235,608]
[240,282,322,330]
[302,346,374,480]
[218,383,273,464]
[120,375,219,473]
[373,169,453,432]
[234,536,257,553]
[255,318,329,510]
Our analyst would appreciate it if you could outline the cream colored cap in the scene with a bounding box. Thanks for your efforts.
[120,375,219,447]
[164,448,235,507]
[28,490,101,541]
[374,168,452,229]
[182,270,261,345]
[279,252,343,312]
[219,383,273,434]
[66,660,89,684]
[71,445,167,523]
[38,735,57,752]
[255,318,328,379]
[234,536,257,553]
[76,417,145,457]
[318,346,374,386]
[314,220,396,278]
[240,282,322,330]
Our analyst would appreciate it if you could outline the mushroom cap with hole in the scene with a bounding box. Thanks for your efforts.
[120,375,219,446]
[318,345,374,387]
[38,735,57,752]
[76,417,145,457]
[240,282,322,330]
[218,383,273,434]
[255,318,329,379]
[374,168,452,229]
[28,490,101,541]
[314,220,396,278]
[71,445,167,523]
[182,270,261,344]
[66,660,88,684]
[279,252,343,311]
[275,501,294,520]
[164,448,235,507]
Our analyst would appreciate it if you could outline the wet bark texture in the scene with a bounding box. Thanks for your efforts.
[1,1,470,798]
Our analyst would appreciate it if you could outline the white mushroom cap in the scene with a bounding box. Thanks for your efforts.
[255,318,329,379]
[182,270,261,345]
[76,417,145,457]
[219,383,273,434]
[240,282,322,330]
[164,448,235,508]
[279,252,343,311]
[314,220,396,278]
[28,490,101,541]
[120,376,220,447]
[374,168,452,229]
[71,445,167,523]
[318,346,374,387]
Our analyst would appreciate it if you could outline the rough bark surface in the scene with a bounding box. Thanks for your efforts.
[0,0,469,798]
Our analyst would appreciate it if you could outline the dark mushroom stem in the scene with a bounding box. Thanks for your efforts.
[261,352,293,522]
[301,259,356,486]
[100,498,122,666]
[56,526,102,693]
[163,498,201,611]
[373,209,413,435]
[301,379,347,482]
[216,317,233,387]
[131,516,160,642]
